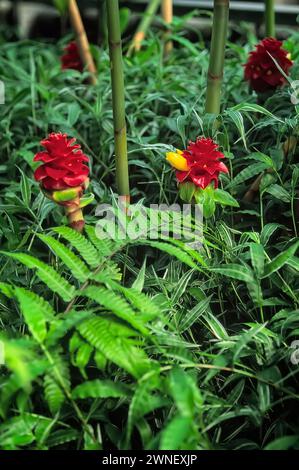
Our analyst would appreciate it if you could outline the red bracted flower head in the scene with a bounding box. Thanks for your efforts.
[34,133,90,191]
[61,41,83,72]
[166,137,229,189]
[244,37,293,93]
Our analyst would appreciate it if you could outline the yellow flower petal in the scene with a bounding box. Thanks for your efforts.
[166,151,189,172]
[287,53,292,61]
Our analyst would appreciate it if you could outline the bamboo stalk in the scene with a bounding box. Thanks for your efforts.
[162,0,173,55]
[106,0,130,199]
[128,0,161,55]
[265,0,275,38]
[205,0,230,115]
[68,0,98,85]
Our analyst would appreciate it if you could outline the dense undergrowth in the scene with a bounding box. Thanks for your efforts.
[0,14,299,450]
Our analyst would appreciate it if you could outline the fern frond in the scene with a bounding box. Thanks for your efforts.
[38,234,90,282]
[78,316,153,378]
[91,261,122,282]
[44,353,70,415]
[108,281,161,322]
[53,227,102,269]
[85,225,116,257]
[82,286,149,335]
[14,287,54,343]
[47,310,93,347]
[138,240,200,270]
[85,225,129,257]
[1,252,76,302]
[72,379,130,399]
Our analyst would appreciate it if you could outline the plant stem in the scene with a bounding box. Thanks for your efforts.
[265,0,275,38]
[128,0,161,55]
[161,0,173,55]
[205,0,230,115]
[65,197,85,232]
[68,0,98,85]
[106,0,130,198]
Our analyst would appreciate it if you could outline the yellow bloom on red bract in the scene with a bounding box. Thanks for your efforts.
[166,149,190,172]
[166,137,229,190]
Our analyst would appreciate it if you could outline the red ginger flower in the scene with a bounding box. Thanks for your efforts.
[61,41,83,72]
[166,137,229,189]
[34,133,89,191]
[244,37,292,93]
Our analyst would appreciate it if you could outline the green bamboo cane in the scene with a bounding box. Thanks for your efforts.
[205,0,230,115]
[106,0,130,198]
[265,0,275,38]
[128,0,161,55]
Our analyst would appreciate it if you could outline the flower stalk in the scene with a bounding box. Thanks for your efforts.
[265,0,275,38]
[128,0,161,55]
[205,0,230,115]
[68,0,98,85]
[106,0,130,199]
[161,0,173,55]
[64,196,85,232]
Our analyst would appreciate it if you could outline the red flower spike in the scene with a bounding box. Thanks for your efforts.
[61,41,83,72]
[34,133,90,192]
[171,137,229,190]
[244,37,293,93]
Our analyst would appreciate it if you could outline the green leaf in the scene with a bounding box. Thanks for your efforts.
[46,429,79,448]
[194,187,216,218]
[1,252,76,302]
[140,241,199,270]
[110,283,161,322]
[79,193,95,208]
[38,234,89,282]
[179,296,211,333]
[78,316,153,378]
[263,242,299,278]
[250,243,265,277]
[52,189,79,203]
[179,182,196,203]
[214,189,239,207]
[160,416,192,451]
[225,109,247,149]
[264,184,291,203]
[53,227,101,269]
[127,381,168,441]
[230,162,269,188]
[53,0,69,15]
[265,436,299,450]
[19,167,31,207]
[260,223,283,246]
[230,102,284,123]
[44,355,70,415]
[168,368,198,418]
[72,380,129,399]
[15,288,52,343]
[82,286,148,335]
[132,258,146,292]
[0,282,14,298]
[210,264,254,283]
